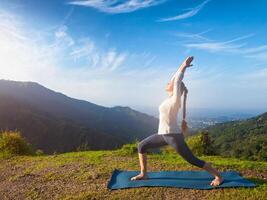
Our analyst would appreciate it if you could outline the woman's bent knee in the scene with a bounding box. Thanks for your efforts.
[137,142,146,154]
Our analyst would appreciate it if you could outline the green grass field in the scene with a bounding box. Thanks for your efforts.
[0,150,266,200]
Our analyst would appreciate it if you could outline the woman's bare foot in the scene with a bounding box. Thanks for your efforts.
[130,173,148,181]
[210,176,224,186]
[202,162,224,186]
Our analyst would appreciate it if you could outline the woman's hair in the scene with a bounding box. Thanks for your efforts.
[181,82,188,137]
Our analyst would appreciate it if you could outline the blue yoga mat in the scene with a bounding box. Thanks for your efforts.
[107,169,256,190]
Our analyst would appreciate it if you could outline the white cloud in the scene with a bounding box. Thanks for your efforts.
[68,0,166,14]
[184,33,267,62]
[246,52,267,62]
[48,24,129,72]
[55,25,68,38]
[171,29,213,42]
[0,11,57,81]
[99,48,128,71]
[182,66,267,110]
[184,34,253,52]
[241,45,267,54]
[69,38,95,61]
[158,0,211,22]
[185,41,245,52]
[54,25,75,47]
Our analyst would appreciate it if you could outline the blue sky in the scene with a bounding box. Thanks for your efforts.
[0,0,267,115]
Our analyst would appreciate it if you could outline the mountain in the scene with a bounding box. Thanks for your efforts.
[0,80,158,154]
[204,112,267,161]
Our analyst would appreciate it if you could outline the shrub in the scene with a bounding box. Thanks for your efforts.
[187,131,215,156]
[256,141,267,161]
[0,131,34,157]
[160,145,176,154]
[200,131,215,155]
[118,142,138,156]
[186,134,204,156]
[76,142,91,152]
[35,149,45,156]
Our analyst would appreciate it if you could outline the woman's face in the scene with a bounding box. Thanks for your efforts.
[165,82,173,93]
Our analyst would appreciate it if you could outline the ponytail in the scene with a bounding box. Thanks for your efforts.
[181,83,188,137]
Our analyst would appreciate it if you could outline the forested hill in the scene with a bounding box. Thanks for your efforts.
[0,80,158,153]
[205,112,267,161]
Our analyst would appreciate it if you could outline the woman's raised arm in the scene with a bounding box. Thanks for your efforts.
[170,56,193,82]
[170,56,193,104]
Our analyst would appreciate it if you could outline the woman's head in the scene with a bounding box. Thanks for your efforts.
[165,81,187,97]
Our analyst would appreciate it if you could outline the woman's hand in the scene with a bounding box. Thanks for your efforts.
[181,119,188,136]
[182,56,194,68]
[177,56,194,74]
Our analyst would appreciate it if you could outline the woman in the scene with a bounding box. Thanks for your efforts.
[130,56,224,186]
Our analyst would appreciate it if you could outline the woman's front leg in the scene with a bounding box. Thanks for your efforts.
[130,134,167,181]
[130,153,148,180]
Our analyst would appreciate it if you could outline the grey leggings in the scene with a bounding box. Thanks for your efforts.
[137,133,206,168]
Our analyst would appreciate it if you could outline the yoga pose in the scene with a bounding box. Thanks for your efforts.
[131,56,224,186]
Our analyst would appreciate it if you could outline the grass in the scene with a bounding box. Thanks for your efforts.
[0,150,266,200]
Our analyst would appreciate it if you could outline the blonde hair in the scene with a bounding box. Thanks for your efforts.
[181,82,188,137]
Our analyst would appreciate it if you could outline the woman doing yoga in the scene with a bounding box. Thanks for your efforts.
[130,56,224,186]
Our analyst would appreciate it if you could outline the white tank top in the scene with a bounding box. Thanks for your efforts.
[158,70,184,135]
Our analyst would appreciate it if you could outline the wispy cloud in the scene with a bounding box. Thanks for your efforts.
[68,0,166,14]
[171,29,213,42]
[158,0,211,22]
[54,25,75,47]
[30,23,128,73]
[99,48,128,71]
[184,33,267,63]
[0,11,26,41]
[185,40,245,52]
[246,52,267,62]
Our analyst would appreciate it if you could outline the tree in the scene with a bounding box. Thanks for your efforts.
[200,131,214,155]
[186,131,215,156]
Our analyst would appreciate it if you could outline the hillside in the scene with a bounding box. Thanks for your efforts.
[0,80,158,153]
[0,150,266,199]
[205,112,267,161]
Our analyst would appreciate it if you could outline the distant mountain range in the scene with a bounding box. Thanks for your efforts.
[0,80,158,154]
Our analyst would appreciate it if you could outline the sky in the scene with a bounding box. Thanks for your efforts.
[0,0,267,116]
